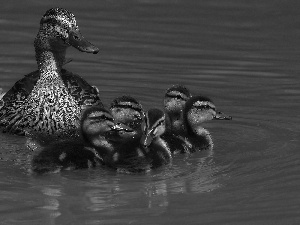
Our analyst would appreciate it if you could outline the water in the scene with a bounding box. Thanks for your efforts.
[1,0,300,224]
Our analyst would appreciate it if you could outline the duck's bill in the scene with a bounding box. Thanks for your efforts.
[140,131,153,147]
[111,123,133,132]
[69,30,99,54]
[213,111,232,120]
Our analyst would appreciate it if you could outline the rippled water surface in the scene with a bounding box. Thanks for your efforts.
[1,0,300,224]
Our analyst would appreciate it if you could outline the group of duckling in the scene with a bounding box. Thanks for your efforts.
[0,8,232,174]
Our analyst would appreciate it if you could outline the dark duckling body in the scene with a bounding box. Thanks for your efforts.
[32,107,125,173]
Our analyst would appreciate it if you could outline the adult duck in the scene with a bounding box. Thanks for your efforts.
[0,8,102,137]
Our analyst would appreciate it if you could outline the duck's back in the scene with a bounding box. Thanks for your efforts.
[61,69,103,109]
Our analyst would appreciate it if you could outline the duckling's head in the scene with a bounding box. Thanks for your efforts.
[80,106,125,152]
[110,95,144,135]
[164,84,192,116]
[34,7,99,57]
[140,108,166,147]
[184,96,232,134]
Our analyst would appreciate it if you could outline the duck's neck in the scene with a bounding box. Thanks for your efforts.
[186,122,210,137]
[167,111,184,134]
[36,49,66,75]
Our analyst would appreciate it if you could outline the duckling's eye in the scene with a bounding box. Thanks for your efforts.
[157,120,164,127]
[194,104,216,111]
[166,93,183,100]
[175,95,184,100]
[90,115,113,122]
[100,115,113,122]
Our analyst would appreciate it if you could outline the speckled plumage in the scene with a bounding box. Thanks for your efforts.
[0,8,102,136]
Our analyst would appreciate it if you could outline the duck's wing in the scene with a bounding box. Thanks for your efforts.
[61,69,104,109]
[0,70,40,135]
[1,70,40,103]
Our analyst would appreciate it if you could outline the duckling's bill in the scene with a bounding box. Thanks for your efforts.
[140,130,154,147]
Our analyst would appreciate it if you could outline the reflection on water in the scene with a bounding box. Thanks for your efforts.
[24,147,222,224]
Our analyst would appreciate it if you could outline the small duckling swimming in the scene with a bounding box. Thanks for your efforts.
[32,106,127,173]
[140,108,173,168]
[164,84,192,135]
[110,95,144,140]
[105,108,173,173]
[180,95,232,152]
[0,8,102,137]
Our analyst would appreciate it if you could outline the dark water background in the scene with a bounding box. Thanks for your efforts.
[1,0,300,224]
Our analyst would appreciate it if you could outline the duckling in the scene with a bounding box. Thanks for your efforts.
[140,108,173,168]
[180,95,232,152]
[110,95,144,140]
[164,84,192,135]
[0,7,102,137]
[105,108,173,173]
[32,106,127,173]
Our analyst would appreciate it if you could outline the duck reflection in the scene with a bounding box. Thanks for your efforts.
[39,186,62,225]
[33,149,222,224]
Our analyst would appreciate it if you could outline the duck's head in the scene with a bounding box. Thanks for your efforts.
[183,96,232,133]
[80,106,129,152]
[110,95,144,138]
[34,7,99,56]
[164,84,192,116]
[140,108,166,147]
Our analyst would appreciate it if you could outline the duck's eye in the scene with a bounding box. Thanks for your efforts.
[72,33,80,41]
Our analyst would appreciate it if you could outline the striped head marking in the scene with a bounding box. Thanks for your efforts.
[81,107,114,138]
[164,85,192,113]
[141,108,166,146]
[185,96,217,124]
[110,95,144,124]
